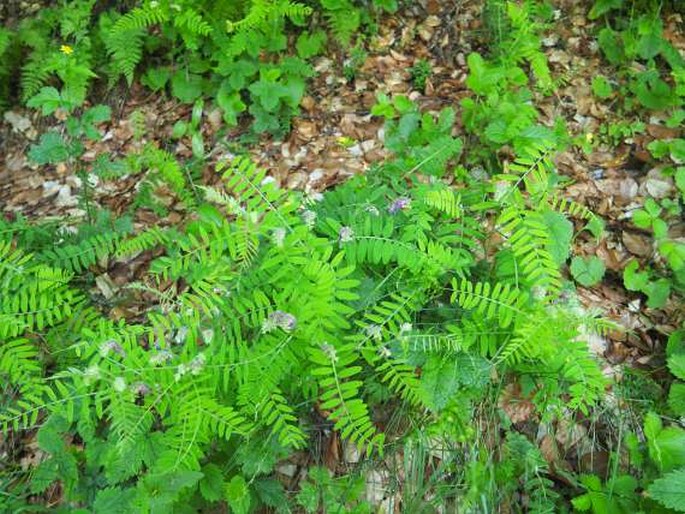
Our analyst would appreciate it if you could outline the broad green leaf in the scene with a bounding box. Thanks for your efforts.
[592,76,613,99]
[225,475,251,514]
[670,139,685,163]
[27,86,62,115]
[648,467,685,512]
[570,256,605,287]
[296,30,326,59]
[28,131,70,164]
[191,132,204,158]
[253,478,287,509]
[588,0,623,19]
[645,278,670,309]
[216,82,246,126]
[543,210,573,265]
[645,412,685,471]
[171,120,188,139]
[93,487,136,514]
[141,67,171,92]
[171,72,204,104]
[668,383,685,416]
[199,464,224,503]
[668,354,685,381]
[623,261,649,292]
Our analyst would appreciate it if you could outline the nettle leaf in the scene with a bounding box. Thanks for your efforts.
[253,478,287,509]
[199,464,224,503]
[81,105,112,139]
[676,167,685,198]
[648,467,685,512]
[93,487,136,514]
[570,256,605,287]
[225,475,251,514]
[419,354,490,411]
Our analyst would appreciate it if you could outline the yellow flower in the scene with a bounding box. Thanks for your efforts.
[60,45,74,55]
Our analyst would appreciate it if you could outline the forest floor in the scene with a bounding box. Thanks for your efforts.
[1,0,684,505]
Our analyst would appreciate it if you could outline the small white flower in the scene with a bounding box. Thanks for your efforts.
[338,226,354,243]
[149,350,173,366]
[379,346,392,358]
[189,353,207,375]
[262,311,297,333]
[301,209,317,228]
[321,342,338,362]
[364,204,380,216]
[83,365,101,384]
[174,363,188,382]
[400,323,413,334]
[174,326,189,344]
[365,324,383,341]
[100,339,125,358]
[113,377,127,393]
[272,228,287,248]
[131,382,151,396]
[202,329,214,344]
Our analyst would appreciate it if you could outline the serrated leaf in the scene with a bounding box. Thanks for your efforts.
[648,467,685,512]
[225,475,250,514]
[543,210,573,265]
[668,383,685,416]
[26,87,62,116]
[93,487,136,514]
[668,354,685,381]
[199,464,224,503]
[29,131,70,164]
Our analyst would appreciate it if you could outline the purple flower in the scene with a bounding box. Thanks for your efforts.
[132,382,151,396]
[262,310,297,333]
[100,339,126,358]
[388,197,411,214]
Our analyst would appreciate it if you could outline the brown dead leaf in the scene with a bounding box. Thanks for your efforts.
[622,231,653,257]
[498,382,535,424]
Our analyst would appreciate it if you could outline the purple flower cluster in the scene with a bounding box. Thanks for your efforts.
[262,310,298,333]
[99,339,126,358]
[388,197,411,214]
